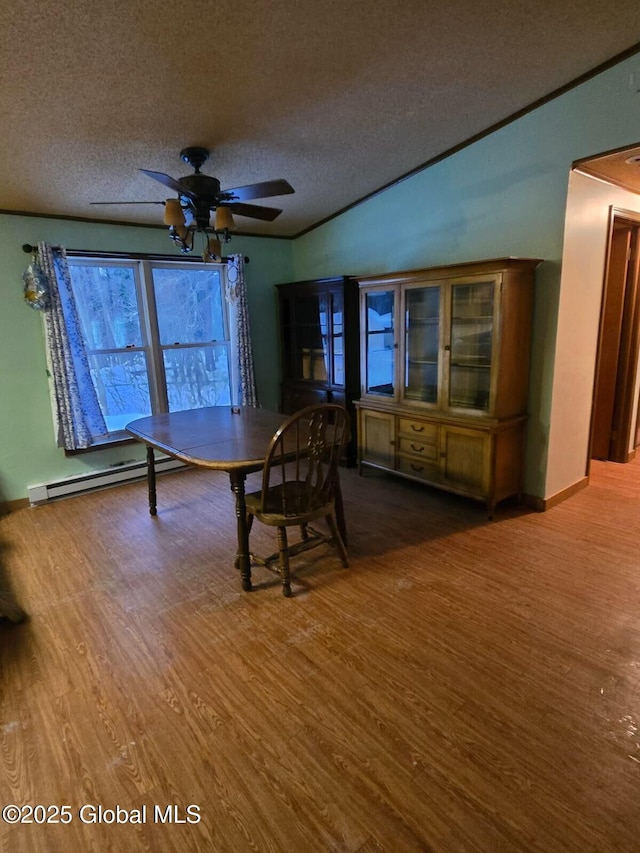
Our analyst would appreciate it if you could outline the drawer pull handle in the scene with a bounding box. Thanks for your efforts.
[410,464,424,472]
[410,443,424,452]
[411,424,425,432]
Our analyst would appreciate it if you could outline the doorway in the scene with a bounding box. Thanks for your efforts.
[590,211,640,462]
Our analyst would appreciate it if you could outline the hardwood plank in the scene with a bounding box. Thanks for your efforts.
[1,459,640,851]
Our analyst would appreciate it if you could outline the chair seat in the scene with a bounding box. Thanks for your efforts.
[245,480,333,526]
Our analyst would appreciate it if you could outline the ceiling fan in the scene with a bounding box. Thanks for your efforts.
[91,146,295,256]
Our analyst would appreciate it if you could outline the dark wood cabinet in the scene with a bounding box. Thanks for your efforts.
[277,276,360,464]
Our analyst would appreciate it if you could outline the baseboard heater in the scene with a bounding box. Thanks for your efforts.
[27,456,186,506]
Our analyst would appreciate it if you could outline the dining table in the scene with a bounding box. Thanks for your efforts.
[126,405,347,592]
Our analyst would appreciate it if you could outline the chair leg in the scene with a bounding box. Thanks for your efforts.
[277,526,292,597]
[326,513,349,568]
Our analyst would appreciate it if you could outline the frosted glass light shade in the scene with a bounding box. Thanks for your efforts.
[207,237,222,258]
[214,206,235,231]
[164,198,186,226]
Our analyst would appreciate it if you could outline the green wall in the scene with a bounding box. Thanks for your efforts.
[0,215,293,502]
[292,52,640,498]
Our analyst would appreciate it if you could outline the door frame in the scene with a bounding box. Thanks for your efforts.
[588,206,640,466]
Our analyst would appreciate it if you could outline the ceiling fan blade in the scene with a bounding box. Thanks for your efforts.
[226,202,283,221]
[223,179,294,202]
[139,169,198,200]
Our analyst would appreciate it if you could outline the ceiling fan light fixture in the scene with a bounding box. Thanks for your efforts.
[215,206,236,231]
[92,147,294,256]
[168,223,194,253]
[163,198,186,226]
[206,237,222,260]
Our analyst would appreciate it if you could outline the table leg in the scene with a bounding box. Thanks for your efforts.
[146,445,157,516]
[230,471,252,591]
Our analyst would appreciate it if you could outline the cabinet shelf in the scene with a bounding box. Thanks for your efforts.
[449,397,488,407]
[370,383,394,395]
[450,360,491,368]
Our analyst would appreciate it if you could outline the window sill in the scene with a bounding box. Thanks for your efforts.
[64,433,137,457]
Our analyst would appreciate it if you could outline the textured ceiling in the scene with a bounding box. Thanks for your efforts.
[1,1,640,238]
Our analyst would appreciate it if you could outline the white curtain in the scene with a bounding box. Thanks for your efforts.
[226,254,258,407]
[38,242,108,449]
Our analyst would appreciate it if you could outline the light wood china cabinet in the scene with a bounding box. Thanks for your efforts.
[355,257,541,515]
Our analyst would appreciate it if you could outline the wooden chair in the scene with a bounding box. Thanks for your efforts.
[245,403,350,596]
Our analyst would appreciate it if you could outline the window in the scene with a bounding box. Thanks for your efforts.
[67,258,235,442]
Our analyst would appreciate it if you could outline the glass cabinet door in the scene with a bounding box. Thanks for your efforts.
[331,291,344,386]
[290,293,330,382]
[448,280,494,411]
[364,289,395,396]
[404,285,440,404]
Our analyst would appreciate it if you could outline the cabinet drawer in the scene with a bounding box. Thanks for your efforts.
[398,418,438,441]
[397,455,439,482]
[397,436,438,461]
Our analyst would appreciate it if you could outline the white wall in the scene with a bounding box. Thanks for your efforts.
[545,171,640,498]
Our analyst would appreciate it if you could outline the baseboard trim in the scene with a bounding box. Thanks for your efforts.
[26,455,187,506]
[0,497,30,515]
[522,476,590,512]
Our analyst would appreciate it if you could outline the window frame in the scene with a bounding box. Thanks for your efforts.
[66,254,235,449]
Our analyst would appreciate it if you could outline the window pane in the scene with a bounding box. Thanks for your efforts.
[88,351,152,431]
[69,265,143,349]
[153,268,225,345]
[66,258,233,444]
[163,346,231,411]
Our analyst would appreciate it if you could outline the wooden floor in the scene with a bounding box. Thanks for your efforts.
[1,457,640,852]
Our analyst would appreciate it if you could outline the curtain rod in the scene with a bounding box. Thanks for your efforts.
[22,244,249,264]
